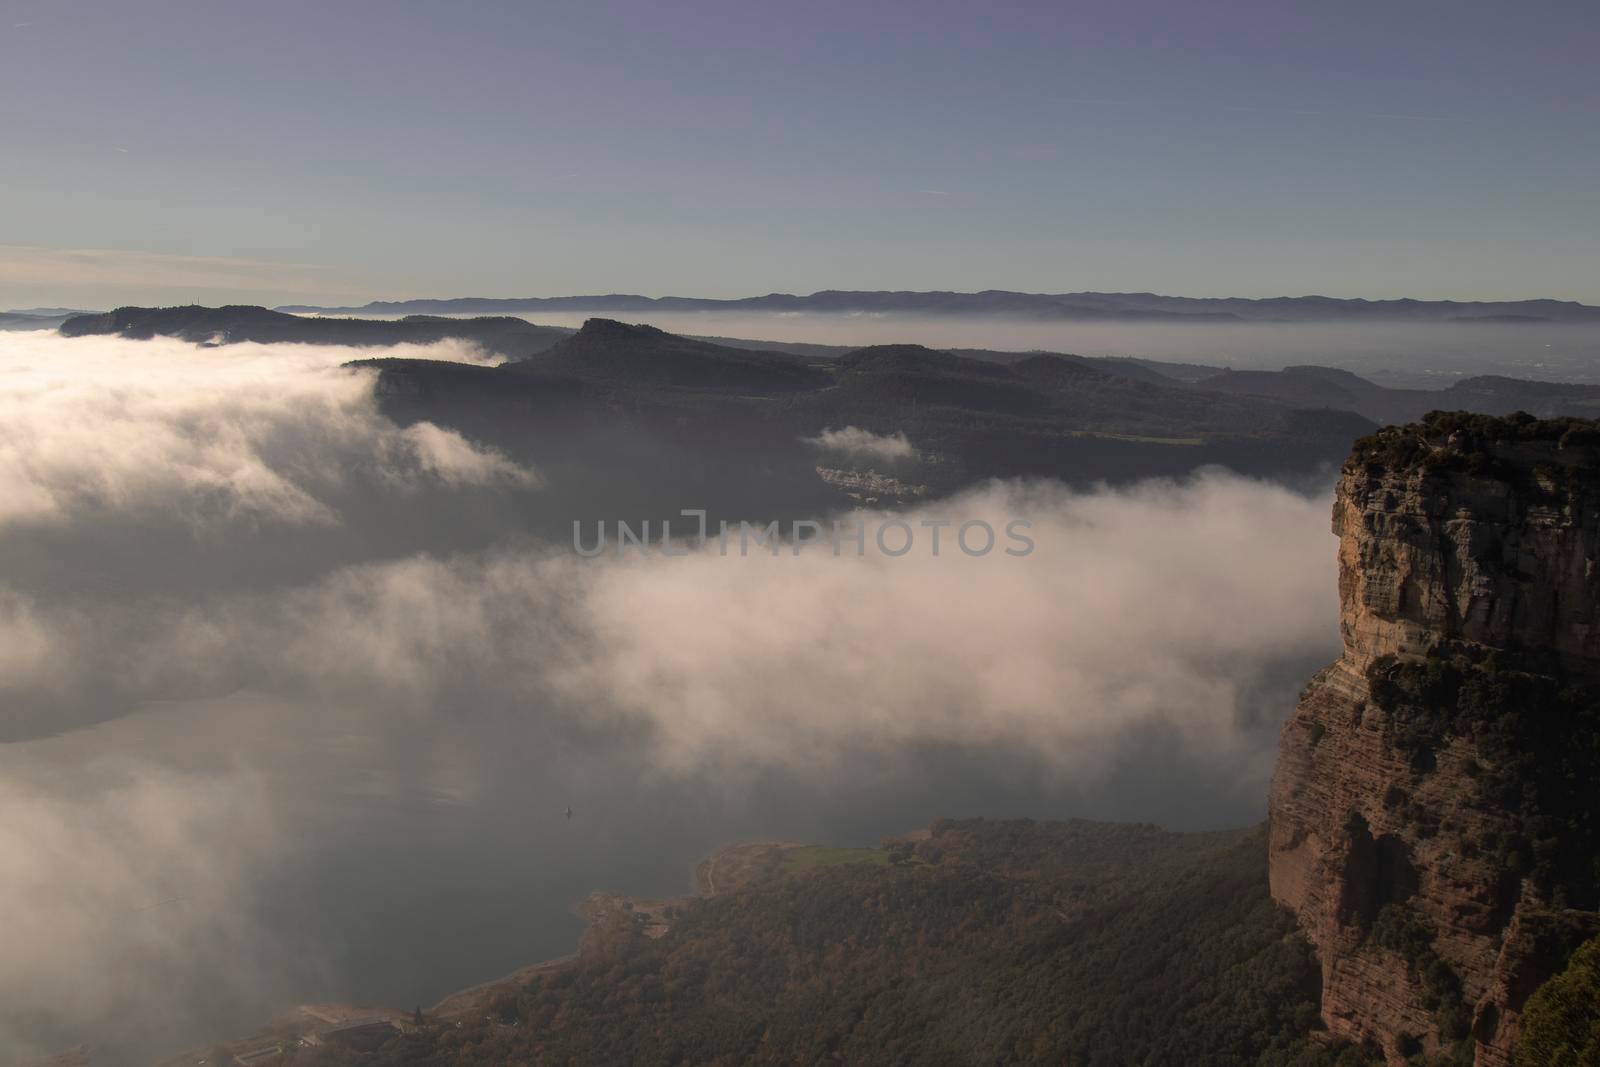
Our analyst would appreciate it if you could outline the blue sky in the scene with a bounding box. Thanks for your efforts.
[2,0,1596,307]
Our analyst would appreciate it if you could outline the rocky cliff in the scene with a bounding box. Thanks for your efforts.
[1270,412,1600,1065]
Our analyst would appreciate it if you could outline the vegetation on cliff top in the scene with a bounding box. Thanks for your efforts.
[1349,411,1600,476]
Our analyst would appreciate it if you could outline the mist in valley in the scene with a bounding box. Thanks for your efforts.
[0,329,1348,1061]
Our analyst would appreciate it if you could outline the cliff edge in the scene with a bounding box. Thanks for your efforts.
[1270,412,1600,1065]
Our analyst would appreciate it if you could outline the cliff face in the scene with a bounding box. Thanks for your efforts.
[1269,414,1600,1066]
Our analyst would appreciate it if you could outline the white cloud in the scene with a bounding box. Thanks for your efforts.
[804,425,915,462]
[546,475,1337,772]
[396,420,539,490]
[0,473,1336,777]
[0,332,538,531]
[0,760,290,1057]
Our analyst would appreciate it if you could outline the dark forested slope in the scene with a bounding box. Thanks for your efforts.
[285,821,1379,1067]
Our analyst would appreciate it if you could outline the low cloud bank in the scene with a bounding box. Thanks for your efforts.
[803,426,915,462]
[0,332,534,531]
[551,474,1337,772]
[0,473,1339,776]
[0,759,294,1058]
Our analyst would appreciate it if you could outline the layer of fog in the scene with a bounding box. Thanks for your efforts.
[0,331,533,532]
[803,425,916,462]
[0,330,1342,1061]
[0,475,1336,764]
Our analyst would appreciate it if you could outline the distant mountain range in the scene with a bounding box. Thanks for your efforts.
[48,306,1600,541]
[0,308,94,331]
[277,290,1600,323]
[58,304,568,358]
[63,306,1600,430]
[7,307,94,317]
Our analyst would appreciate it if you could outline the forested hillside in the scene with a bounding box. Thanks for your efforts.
[286,821,1381,1067]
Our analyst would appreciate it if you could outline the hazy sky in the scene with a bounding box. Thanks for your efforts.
[2,0,1596,308]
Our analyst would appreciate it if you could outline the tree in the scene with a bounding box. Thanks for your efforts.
[1519,935,1600,1066]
